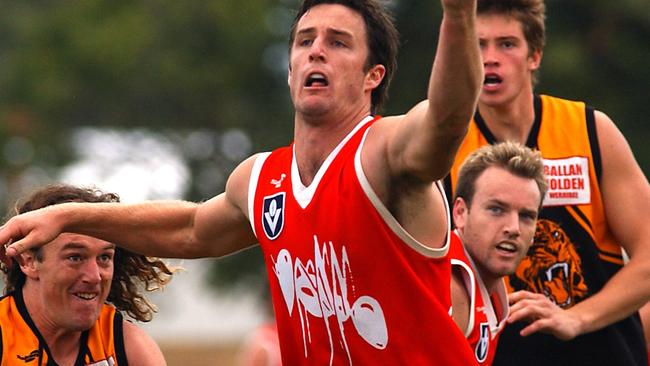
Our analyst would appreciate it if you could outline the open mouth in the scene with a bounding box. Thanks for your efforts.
[74,292,98,301]
[496,242,517,253]
[305,73,329,87]
[484,73,503,87]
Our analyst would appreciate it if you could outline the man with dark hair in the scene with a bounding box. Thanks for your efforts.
[449,141,547,365]
[444,0,650,364]
[0,184,174,365]
[0,0,483,363]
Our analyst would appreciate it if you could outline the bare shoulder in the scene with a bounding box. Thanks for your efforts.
[361,110,450,250]
[123,320,167,366]
[593,110,646,178]
[594,109,650,254]
[225,153,265,215]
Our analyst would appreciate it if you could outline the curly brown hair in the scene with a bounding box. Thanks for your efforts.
[1,184,175,322]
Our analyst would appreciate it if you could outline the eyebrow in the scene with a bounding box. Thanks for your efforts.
[295,27,354,39]
[61,242,116,251]
[520,208,539,217]
[486,198,508,207]
[480,35,520,42]
[489,198,538,214]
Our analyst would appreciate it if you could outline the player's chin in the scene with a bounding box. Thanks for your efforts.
[491,262,519,277]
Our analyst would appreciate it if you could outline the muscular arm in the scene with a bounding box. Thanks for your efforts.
[380,0,482,182]
[2,155,259,258]
[508,112,650,339]
[359,0,480,250]
[566,111,650,333]
[122,321,167,366]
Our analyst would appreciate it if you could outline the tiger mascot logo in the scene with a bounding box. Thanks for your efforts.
[508,219,588,308]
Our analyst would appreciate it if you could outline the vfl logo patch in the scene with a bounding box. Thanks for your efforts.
[475,322,490,363]
[262,192,285,240]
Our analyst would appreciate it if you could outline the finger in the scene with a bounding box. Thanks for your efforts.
[519,318,548,337]
[509,298,547,314]
[508,290,539,304]
[6,240,28,257]
[0,224,18,249]
[509,302,553,324]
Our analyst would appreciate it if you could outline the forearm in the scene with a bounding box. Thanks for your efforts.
[388,3,481,181]
[58,200,204,258]
[569,254,650,335]
[427,2,482,142]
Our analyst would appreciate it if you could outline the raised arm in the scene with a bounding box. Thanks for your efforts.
[2,155,259,259]
[357,0,481,251]
[377,0,482,182]
[508,111,650,339]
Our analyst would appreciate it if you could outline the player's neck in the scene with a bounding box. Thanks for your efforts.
[22,287,81,366]
[293,107,370,186]
[47,337,82,366]
[478,91,535,144]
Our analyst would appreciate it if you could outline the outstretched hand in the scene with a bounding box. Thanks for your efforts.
[508,290,584,341]
[0,207,63,257]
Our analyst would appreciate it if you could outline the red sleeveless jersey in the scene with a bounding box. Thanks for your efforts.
[450,231,508,366]
[249,116,475,365]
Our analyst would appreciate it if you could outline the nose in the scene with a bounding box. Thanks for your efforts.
[80,260,102,284]
[503,213,521,239]
[482,44,499,67]
[309,38,326,63]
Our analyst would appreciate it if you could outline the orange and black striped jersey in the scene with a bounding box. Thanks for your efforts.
[445,94,647,366]
[0,289,128,366]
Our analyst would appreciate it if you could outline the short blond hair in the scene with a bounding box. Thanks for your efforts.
[455,141,547,207]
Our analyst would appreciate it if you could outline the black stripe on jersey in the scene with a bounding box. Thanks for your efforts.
[567,205,593,232]
[114,312,128,366]
[76,330,91,366]
[473,94,543,149]
[473,109,498,144]
[598,250,623,263]
[585,105,602,183]
[14,289,50,360]
[525,95,543,149]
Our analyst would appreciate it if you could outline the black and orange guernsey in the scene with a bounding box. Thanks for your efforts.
[0,289,128,366]
[445,94,647,365]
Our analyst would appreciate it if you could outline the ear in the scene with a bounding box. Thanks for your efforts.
[528,50,543,71]
[364,64,386,91]
[287,66,292,87]
[452,197,469,231]
[19,251,39,280]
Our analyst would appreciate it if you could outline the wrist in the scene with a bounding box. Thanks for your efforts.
[567,306,592,337]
